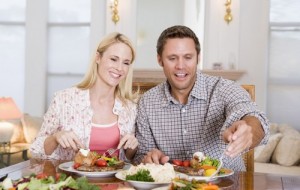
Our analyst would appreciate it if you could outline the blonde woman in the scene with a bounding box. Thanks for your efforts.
[30,33,138,161]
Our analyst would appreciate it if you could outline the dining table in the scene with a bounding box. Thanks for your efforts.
[0,158,299,190]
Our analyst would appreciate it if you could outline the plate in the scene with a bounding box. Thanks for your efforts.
[176,168,234,182]
[115,170,170,190]
[58,161,130,178]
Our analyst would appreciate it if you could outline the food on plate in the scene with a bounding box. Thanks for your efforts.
[169,177,219,190]
[74,148,98,166]
[173,152,225,176]
[73,149,125,172]
[126,169,154,182]
[0,173,99,190]
[124,163,176,183]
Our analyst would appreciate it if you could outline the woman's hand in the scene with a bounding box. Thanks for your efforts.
[53,131,84,151]
[118,134,138,150]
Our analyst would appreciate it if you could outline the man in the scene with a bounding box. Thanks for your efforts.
[133,25,269,171]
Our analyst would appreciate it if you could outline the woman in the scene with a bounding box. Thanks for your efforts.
[30,32,138,161]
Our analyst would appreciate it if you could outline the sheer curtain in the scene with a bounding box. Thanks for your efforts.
[267,0,300,129]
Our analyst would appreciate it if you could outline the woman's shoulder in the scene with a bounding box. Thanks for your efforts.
[54,87,87,97]
[51,87,89,105]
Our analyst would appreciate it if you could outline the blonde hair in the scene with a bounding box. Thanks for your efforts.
[76,32,137,103]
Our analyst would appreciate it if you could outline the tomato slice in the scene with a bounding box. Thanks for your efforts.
[172,159,183,166]
[36,173,48,179]
[73,162,81,169]
[96,159,108,167]
[183,160,190,167]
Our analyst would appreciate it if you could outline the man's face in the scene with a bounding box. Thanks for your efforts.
[158,38,199,95]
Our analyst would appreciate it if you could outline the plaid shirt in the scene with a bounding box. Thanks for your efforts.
[134,71,269,171]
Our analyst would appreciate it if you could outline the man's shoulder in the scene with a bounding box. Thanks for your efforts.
[139,83,165,102]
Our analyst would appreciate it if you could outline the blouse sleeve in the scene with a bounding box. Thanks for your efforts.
[30,92,64,159]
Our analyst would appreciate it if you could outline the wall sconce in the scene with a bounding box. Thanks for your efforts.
[110,0,119,24]
[224,0,233,24]
[0,97,22,146]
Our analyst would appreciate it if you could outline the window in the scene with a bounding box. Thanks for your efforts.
[0,0,26,109]
[267,0,300,127]
[47,0,91,106]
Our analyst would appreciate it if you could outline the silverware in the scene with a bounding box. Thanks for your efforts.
[103,148,119,157]
[207,141,232,181]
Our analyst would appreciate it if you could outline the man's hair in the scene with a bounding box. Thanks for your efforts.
[156,25,201,56]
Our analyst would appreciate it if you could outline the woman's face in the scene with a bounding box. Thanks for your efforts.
[96,42,132,87]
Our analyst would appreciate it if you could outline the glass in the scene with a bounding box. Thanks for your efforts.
[270,0,300,22]
[49,0,91,22]
[48,26,90,74]
[0,0,26,22]
[269,31,300,80]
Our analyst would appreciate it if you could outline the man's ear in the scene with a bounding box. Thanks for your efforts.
[157,54,163,67]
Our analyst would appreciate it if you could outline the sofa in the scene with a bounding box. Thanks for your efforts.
[9,114,43,157]
[254,123,300,176]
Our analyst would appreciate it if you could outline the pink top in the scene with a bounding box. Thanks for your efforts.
[89,122,120,157]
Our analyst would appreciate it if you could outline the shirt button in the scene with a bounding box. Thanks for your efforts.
[182,109,186,113]
[187,151,189,154]
[183,129,187,134]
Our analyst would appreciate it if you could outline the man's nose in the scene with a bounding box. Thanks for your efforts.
[175,58,184,69]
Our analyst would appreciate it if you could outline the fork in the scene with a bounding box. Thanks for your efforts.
[206,141,232,181]
[103,148,119,157]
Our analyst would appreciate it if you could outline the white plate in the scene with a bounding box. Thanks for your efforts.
[115,170,170,190]
[176,168,234,182]
[58,161,130,178]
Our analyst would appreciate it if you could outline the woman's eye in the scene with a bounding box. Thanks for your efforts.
[111,58,117,61]
[123,62,130,65]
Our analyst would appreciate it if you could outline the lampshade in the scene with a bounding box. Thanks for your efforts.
[0,97,22,120]
[0,97,22,144]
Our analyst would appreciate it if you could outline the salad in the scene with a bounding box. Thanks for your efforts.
[170,178,219,190]
[172,152,225,177]
[0,173,99,190]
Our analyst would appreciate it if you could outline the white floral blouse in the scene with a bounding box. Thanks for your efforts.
[30,87,137,160]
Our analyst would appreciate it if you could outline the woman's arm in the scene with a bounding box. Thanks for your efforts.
[118,133,139,161]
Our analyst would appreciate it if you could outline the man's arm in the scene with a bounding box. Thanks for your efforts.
[223,115,266,157]
[242,115,265,149]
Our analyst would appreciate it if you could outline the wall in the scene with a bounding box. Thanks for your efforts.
[204,0,269,111]
[238,0,269,111]
[0,0,269,116]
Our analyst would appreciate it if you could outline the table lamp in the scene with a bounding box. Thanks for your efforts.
[0,97,22,145]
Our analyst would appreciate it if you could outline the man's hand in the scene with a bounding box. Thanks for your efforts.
[222,120,253,157]
[142,149,169,164]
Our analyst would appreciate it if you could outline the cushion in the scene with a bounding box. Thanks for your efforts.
[269,123,279,135]
[21,114,43,143]
[278,124,296,135]
[254,133,283,163]
[271,131,300,166]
